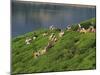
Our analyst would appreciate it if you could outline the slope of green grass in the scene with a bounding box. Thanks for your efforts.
[12,18,96,74]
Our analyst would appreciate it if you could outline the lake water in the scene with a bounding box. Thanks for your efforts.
[12,2,96,37]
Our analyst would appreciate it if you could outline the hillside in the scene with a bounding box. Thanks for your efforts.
[12,18,96,74]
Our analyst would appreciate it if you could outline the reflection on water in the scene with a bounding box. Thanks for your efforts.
[12,2,96,37]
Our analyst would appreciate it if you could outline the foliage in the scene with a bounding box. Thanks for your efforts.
[71,18,96,31]
[12,18,96,74]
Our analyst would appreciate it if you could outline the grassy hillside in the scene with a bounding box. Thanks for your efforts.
[12,18,96,74]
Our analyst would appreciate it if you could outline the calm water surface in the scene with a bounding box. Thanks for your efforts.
[12,2,96,37]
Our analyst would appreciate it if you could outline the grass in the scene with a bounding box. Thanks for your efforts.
[12,18,96,74]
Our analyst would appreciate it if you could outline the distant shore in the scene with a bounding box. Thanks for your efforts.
[12,1,95,8]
